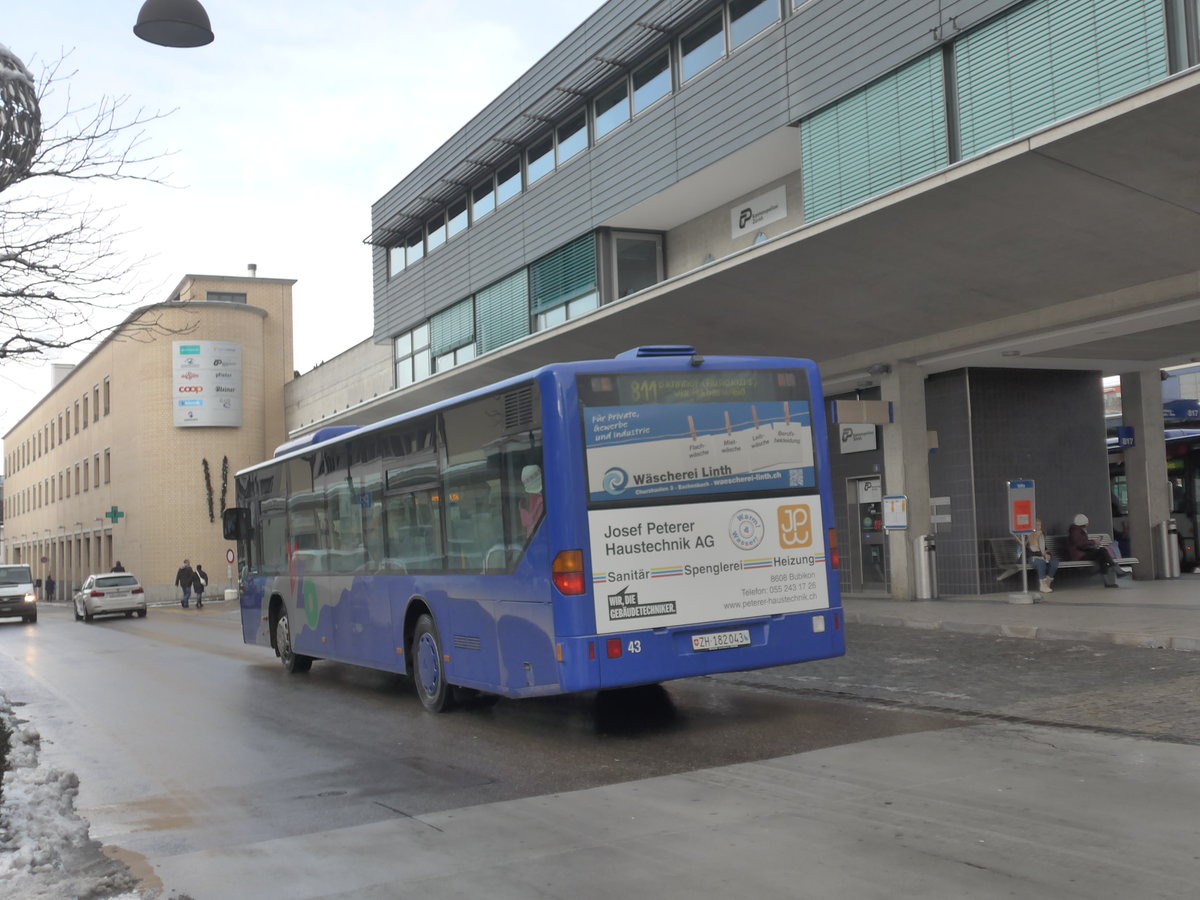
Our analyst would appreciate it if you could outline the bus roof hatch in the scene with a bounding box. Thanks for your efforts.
[615,345,697,359]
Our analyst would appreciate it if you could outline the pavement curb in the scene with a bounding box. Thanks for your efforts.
[845,609,1199,652]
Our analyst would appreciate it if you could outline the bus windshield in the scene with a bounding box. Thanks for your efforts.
[579,369,815,504]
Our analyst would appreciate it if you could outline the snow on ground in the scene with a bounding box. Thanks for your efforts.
[0,690,146,899]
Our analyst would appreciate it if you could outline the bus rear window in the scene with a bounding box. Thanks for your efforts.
[579,369,816,504]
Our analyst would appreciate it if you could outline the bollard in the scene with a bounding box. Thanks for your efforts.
[1167,520,1181,578]
[914,533,937,600]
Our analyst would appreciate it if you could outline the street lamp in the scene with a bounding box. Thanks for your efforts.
[133,0,214,48]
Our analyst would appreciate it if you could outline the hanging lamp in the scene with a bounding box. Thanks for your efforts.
[133,0,214,48]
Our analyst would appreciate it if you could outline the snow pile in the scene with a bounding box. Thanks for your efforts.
[0,692,144,899]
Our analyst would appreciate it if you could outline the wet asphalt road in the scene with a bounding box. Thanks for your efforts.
[3,605,1200,898]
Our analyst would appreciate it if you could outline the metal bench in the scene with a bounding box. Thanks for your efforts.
[987,534,1138,582]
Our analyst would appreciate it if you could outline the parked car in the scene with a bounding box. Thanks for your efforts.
[74,572,147,622]
[0,564,37,624]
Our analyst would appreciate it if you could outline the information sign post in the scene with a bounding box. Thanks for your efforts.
[1007,479,1037,603]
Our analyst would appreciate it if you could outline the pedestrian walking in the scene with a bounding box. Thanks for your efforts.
[194,564,208,609]
[175,559,195,608]
[45,573,56,603]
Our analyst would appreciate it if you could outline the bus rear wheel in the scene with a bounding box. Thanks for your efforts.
[276,609,313,674]
[413,613,455,712]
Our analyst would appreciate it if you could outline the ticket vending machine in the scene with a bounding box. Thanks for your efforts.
[848,476,887,591]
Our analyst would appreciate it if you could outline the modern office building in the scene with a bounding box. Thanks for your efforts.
[309,0,1200,600]
[2,274,294,599]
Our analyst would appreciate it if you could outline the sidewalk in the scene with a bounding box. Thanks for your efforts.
[844,571,1200,651]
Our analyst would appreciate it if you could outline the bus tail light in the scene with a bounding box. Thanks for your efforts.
[606,638,622,658]
[552,550,586,595]
[828,528,839,569]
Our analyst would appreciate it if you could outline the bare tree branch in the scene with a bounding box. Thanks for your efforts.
[1,50,189,361]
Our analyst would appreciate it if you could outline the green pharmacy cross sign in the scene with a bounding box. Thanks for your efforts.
[104,506,125,524]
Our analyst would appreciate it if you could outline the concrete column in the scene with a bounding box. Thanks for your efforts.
[880,362,932,600]
[1119,369,1170,578]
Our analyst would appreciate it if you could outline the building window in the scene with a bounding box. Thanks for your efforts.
[594,80,630,140]
[729,0,780,50]
[92,386,99,422]
[394,324,432,389]
[74,401,80,434]
[82,395,89,428]
[531,234,599,332]
[405,230,424,267]
[496,158,522,206]
[430,299,476,373]
[104,449,111,484]
[207,291,248,303]
[526,133,555,185]
[472,176,496,221]
[426,211,447,253]
[632,52,671,114]
[447,196,469,238]
[93,453,100,488]
[103,377,110,416]
[610,231,665,298]
[83,460,89,491]
[681,12,725,82]
[556,110,588,163]
[389,244,406,277]
[65,410,70,439]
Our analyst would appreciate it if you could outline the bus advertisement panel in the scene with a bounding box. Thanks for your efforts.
[589,495,828,635]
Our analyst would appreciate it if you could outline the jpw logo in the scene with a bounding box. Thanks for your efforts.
[778,504,812,549]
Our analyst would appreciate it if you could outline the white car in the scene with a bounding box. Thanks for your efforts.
[74,573,148,622]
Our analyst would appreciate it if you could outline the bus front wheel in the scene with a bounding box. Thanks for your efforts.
[276,609,313,674]
[413,613,454,712]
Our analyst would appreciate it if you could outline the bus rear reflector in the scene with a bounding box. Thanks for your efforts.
[828,527,839,569]
[606,638,622,658]
[552,550,586,595]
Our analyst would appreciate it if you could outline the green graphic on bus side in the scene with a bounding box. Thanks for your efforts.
[304,579,320,629]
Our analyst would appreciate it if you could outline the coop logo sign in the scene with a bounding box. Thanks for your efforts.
[731,185,787,239]
[172,341,243,428]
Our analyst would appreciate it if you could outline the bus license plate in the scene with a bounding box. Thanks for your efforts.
[692,629,751,651]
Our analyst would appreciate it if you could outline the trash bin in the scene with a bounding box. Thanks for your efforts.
[914,533,937,600]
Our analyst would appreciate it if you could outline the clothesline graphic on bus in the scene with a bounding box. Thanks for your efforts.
[585,401,814,500]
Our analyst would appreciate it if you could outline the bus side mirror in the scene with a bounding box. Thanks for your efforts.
[223,507,252,541]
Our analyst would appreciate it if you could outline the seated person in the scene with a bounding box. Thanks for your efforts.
[1026,520,1059,593]
[1068,513,1125,586]
[520,465,544,538]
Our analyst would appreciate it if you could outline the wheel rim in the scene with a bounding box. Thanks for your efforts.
[277,615,293,667]
[417,630,441,700]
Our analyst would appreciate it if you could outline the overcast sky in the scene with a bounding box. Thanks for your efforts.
[0,0,604,454]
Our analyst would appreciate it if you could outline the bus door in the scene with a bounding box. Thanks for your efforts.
[847,476,887,592]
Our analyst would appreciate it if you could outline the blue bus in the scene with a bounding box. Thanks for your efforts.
[224,346,844,711]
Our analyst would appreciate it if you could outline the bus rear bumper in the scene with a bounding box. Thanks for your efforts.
[555,608,845,693]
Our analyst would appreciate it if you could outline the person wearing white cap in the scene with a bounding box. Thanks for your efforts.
[1067,513,1119,587]
[519,465,544,538]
